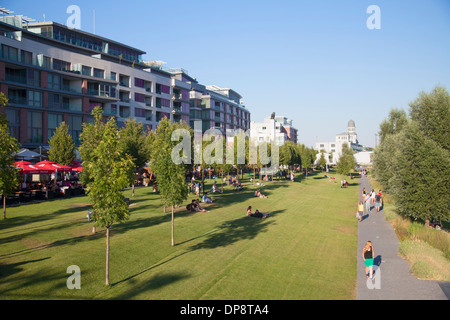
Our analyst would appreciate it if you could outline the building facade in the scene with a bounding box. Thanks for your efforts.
[315,120,364,165]
[0,14,250,150]
[250,115,298,146]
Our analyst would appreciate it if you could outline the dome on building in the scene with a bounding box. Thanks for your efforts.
[348,120,355,128]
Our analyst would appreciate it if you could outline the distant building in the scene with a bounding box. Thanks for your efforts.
[315,120,364,165]
[250,115,298,146]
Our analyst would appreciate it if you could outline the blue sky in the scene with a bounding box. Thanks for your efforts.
[5,0,450,147]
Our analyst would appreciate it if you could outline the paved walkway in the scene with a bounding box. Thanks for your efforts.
[356,176,449,300]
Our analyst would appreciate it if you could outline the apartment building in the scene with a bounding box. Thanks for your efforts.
[0,14,251,149]
[250,114,298,146]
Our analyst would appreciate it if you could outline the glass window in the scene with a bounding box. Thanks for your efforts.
[21,50,32,64]
[28,90,42,108]
[6,109,20,140]
[27,111,43,143]
[27,69,41,87]
[82,66,92,76]
[1,44,18,61]
[47,113,63,140]
[93,68,104,79]
[135,78,145,88]
[48,73,61,90]
[68,115,83,145]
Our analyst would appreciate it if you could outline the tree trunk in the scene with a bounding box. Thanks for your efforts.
[171,205,175,246]
[132,183,135,197]
[3,195,6,220]
[105,226,110,286]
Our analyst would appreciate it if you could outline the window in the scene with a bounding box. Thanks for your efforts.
[48,73,61,90]
[21,50,32,64]
[37,55,51,69]
[109,72,116,81]
[27,111,43,143]
[28,90,42,107]
[82,66,92,76]
[135,78,145,88]
[48,93,61,109]
[27,69,41,87]
[1,44,18,61]
[68,115,83,145]
[53,59,71,72]
[47,113,63,140]
[6,109,20,140]
[135,107,146,118]
[134,93,145,103]
[93,68,104,79]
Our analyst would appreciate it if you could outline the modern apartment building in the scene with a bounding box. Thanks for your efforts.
[250,114,298,146]
[166,68,250,134]
[0,13,250,150]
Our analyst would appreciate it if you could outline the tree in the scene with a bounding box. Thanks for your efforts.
[0,93,20,219]
[318,152,327,172]
[118,118,148,196]
[78,106,107,186]
[48,121,76,166]
[150,118,189,246]
[409,86,450,151]
[378,108,409,144]
[83,116,134,286]
[388,122,450,223]
[336,143,355,176]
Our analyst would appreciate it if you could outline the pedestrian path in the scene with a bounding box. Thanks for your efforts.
[356,176,448,300]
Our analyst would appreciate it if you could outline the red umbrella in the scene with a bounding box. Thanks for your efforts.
[69,160,83,172]
[14,163,51,174]
[14,160,32,166]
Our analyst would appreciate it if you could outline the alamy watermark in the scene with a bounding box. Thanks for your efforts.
[171,121,279,171]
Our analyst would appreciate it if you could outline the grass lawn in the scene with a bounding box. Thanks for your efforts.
[0,170,359,300]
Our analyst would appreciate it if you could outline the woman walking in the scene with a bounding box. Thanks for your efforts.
[362,241,375,279]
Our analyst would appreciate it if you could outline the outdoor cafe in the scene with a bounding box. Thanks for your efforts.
[7,158,84,205]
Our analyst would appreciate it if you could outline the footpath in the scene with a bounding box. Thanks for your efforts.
[356,176,449,300]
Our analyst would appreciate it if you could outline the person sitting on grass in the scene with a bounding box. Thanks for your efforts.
[194,199,208,212]
[211,184,222,193]
[187,199,206,212]
[246,206,270,219]
[255,188,268,198]
[202,192,213,203]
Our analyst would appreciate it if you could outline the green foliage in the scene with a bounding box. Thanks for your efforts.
[118,118,148,169]
[373,86,450,224]
[48,121,76,166]
[409,86,450,151]
[150,118,188,207]
[336,143,355,176]
[78,107,106,185]
[0,93,20,218]
[84,118,135,228]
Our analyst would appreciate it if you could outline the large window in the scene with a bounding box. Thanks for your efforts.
[93,68,104,79]
[6,109,20,140]
[48,73,61,90]
[82,66,92,76]
[47,113,63,140]
[68,115,83,145]
[1,44,18,61]
[27,69,41,87]
[53,59,71,72]
[20,50,32,64]
[27,111,43,143]
[27,90,42,108]
[134,78,145,88]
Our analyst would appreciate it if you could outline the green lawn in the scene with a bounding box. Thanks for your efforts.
[0,170,359,300]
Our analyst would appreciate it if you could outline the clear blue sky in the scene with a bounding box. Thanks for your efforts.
[5,0,450,147]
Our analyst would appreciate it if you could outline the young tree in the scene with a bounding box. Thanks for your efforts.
[48,121,76,166]
[336,143,355,176]
[0,93,20,219]
[78,106,107,186]
[118,118,148,196]
[318,151,327,172]
[151,118,189,246]
[83,116,134,286]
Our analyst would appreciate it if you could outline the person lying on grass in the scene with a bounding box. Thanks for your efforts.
[254,188,268,198]
[246,206,270,219]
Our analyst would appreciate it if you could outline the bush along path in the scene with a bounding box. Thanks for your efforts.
[356,175,448,300]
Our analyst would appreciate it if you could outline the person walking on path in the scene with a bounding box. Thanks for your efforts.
[357,201,364,222]
[362,241,375,280]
